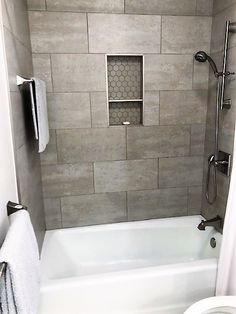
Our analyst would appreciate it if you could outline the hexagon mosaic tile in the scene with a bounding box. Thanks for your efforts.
[107,56,143,100]
[107,56,143,125]
[109,101,143,125]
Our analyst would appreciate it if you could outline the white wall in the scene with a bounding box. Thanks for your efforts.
[0,0,18,245]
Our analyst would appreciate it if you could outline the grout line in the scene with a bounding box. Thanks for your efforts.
[126,191,128,221]
[157,158,159,189]
[44,186,202,200]
[45,89,208,94]
[45,186,202,203]
[192,57,195,89]
[49,53,54,93]
[27,8,213,17]
[187,187,190,215]
[46,122,205,131]
[160,15,163,54]
[45,0,47,10]
[29,52,207,56]
[54,129,59,163]
[42,155,204,168]
[189,124,192,156]
[59,197,63,228]
[194,0,198,15]
[92,163,96,193]
[89,92,92,128]
[42,154,202,167]
[86,13,90,53]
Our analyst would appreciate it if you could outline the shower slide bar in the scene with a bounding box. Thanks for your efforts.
[220,21,236,110]
[0,202,28,279]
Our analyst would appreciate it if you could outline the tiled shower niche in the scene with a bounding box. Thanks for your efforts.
[107,55,143,126]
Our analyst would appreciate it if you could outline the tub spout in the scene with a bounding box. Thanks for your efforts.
[197,215,222,231]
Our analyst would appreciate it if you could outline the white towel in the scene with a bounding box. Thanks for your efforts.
[0,211,40,314]
[32,78,49,153]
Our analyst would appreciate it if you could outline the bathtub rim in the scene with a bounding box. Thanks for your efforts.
[42,215,208,238]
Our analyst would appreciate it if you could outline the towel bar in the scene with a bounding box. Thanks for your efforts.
[7,201,27,216]
[16,75,33,86]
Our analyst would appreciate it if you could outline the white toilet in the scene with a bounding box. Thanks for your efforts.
[184,296,236,314]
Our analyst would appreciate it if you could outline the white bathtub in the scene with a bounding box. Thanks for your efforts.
[39,215,222,314]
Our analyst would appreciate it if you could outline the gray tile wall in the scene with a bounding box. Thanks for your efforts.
[2,0,45,248]
[27,0,213,229]
[202,1,236,221]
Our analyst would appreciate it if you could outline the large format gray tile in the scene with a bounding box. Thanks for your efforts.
[31,207,46,250]
[145,55,193,91]
[61,192,126,227]
[57,127,126,163]
[196,0,213,16]
[4,27,33,92]
[159,156,204,188]
[27,0,46,10]
[47,93,91,129]
[10,91,27,150]
[127,126,190,159]
[143,91,159,126]
[3,0,31,48]
[211,4,236,53]
[16,142,45,246]
[160,91,208,125]
[32,54,53,92]
[128,188,188,220]
[90,92,108,128]
[188,186,202,215]
[46,0,124,13]
[88,14,161,54]
[43,198,62,229]
[202,173,230,220]
[162,16,212,54]
[219,127,235,156]
[226,47,236,91]
[213,0,236,15]
[51,54,106,92]
[193,60,209,90]
[40,130,57,165]
[94,159,158,193]
[125,0,196,16]
[191,124,206,156]
[15,141,41,209]
[41,163,94,198]
[29,12,88,53]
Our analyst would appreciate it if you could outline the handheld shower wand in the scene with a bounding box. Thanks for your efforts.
[195,51,221,204]
[194,51,219,78]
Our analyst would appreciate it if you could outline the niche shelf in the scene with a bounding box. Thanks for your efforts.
[107,55,143,126]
